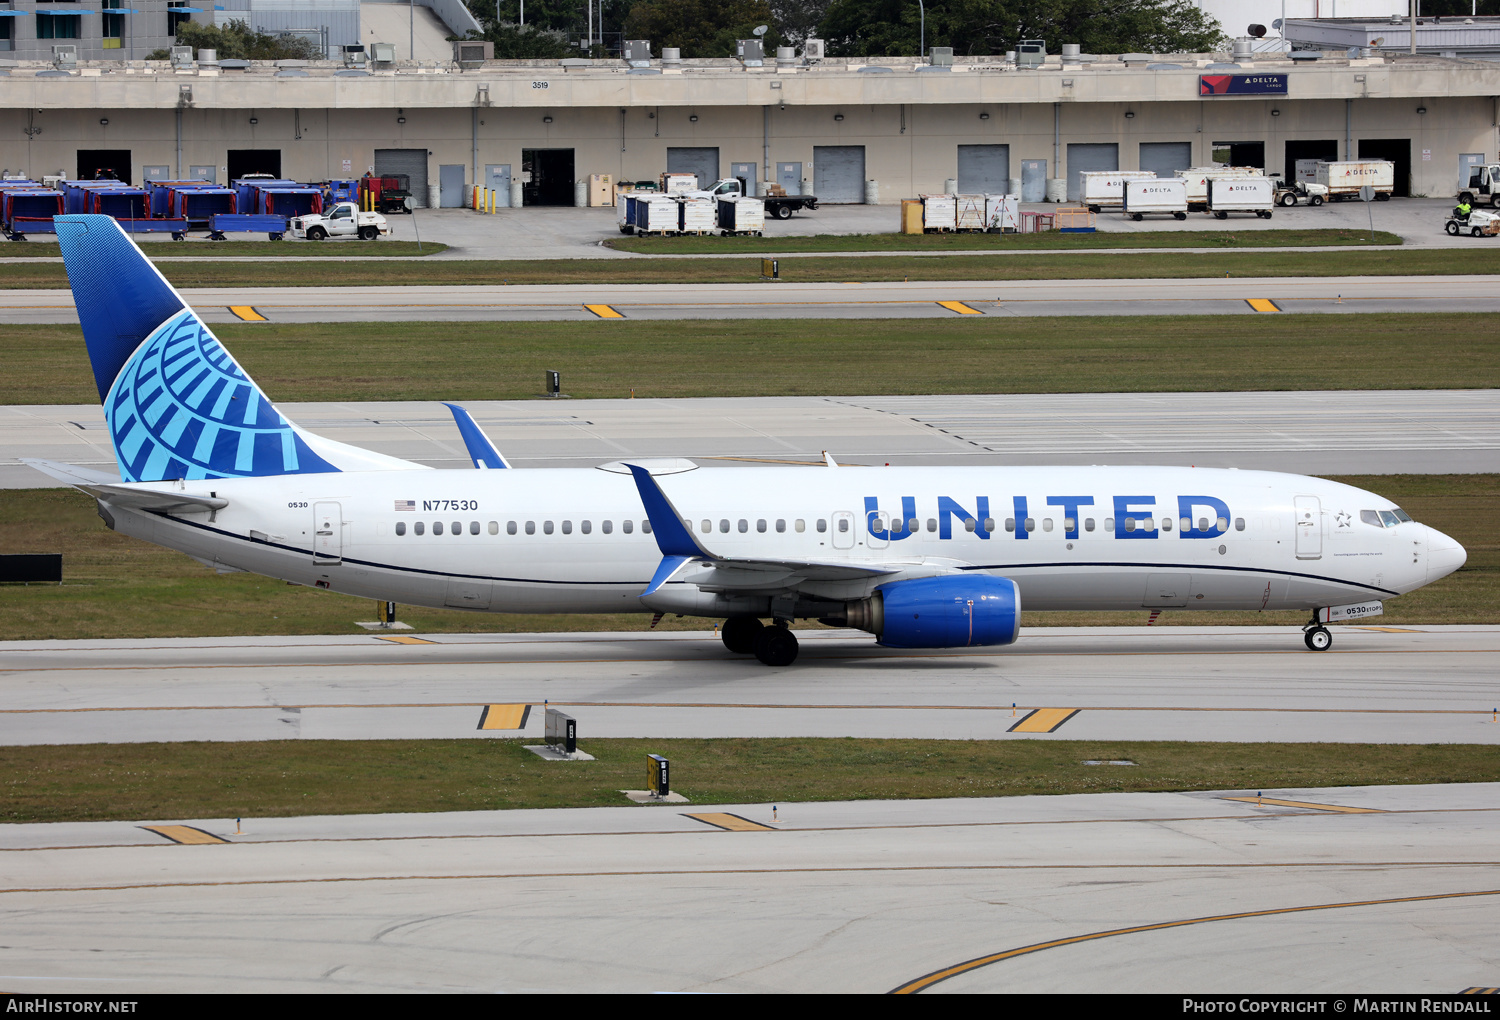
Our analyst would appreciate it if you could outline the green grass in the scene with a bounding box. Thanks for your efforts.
[608,228,1407,255]
[4,314,1500,406]
[0,240,447,258]
[2,738,1495,823]
[0,475,1491,642]
[3,248,1497,289]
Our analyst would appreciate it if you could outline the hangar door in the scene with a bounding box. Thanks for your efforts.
[1066,143,1118,201]
[77,150,133,183]
[374,148,429,208]
[666,147,719,189]
[1139,142,1192,180]
[957,145,1009,194]
[227,149,282,181]
[1285,139,1339,184]
[814,145,866,204]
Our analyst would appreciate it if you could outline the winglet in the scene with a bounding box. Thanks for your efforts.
[624,463,713,559]
[442,403,511,469]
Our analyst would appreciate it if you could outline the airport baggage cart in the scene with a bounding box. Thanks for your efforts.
[1207,177,1274,219]
[1079,170,1157,213]
[1122,178,1188,220]
[678,195,715,234]
[208,213,289,240]
[617,191,636,233]
[148,181,216,217]
[1177,166,1261,212]
[89,189,150,220]
[983,194,1019,232]
[2,189,63,240]
[919,193,956,231]
[171,188,236,227]
[632,195,679,234]
[258,188,323,219]
[717,196,765,235]
[954,194,987,231]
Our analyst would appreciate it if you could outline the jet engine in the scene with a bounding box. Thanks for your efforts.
[824,575,1021,649]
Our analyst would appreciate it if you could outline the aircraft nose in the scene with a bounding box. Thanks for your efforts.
[1426,526,1467,583]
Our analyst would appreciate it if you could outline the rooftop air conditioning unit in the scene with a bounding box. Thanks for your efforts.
[623,39,651,66]
[929,45,954,66]
[802,38,825,60]
[1017,39,1045,68]
[370,42,396,64]
[343,45,367,68]
[52,44,78,69]
[453,40,493,67]
[737,38,764,65]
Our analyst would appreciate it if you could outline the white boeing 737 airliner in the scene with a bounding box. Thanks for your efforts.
[25,215,1467,665]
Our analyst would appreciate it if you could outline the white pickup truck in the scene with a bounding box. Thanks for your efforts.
[288,202,391,241]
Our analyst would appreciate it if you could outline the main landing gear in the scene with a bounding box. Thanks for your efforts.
[721,616,800,666]
[1303,613,1333,651]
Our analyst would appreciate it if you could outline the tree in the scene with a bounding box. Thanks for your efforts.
[148,19,324,60]
[623,0,780,57]
[771,0,833,45]
[474,24,571,57]
[818,0,1223,58]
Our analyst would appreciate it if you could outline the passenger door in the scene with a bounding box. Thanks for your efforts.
[1294,496,1322,560]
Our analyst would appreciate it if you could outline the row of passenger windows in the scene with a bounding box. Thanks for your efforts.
[396,519,655,537]
[392,515,1246,537]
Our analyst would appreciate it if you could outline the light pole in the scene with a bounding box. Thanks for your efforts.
[917,0,925,58]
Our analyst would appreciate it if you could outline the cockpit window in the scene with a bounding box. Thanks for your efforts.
[1361,509,1407,529]
[1393,508,1412,523]
[1378,510,1400,528]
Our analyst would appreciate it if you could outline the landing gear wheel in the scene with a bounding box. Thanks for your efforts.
[753,625,799,666]
[721,616,763,655]
[1304,625,1332,651]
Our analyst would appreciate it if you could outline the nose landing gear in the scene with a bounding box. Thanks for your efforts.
[1303,614,1333,651]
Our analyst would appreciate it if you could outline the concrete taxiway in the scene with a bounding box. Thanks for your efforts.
[5,390,1498,488]
[0,783,1496,993]
[2,627,1496,747]
[2,274,1496,324]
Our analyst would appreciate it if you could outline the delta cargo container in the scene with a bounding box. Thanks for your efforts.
[1079,170,1157,212]
[1207,177,1274,219]
[1122,179,1189,220]
[1315,160,1395,201]
[1177,167,1262,211]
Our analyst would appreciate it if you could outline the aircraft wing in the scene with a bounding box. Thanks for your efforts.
[20,458,226,514]
[623,462,952,597]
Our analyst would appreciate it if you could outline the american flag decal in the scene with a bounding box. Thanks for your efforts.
[395,499,416,511]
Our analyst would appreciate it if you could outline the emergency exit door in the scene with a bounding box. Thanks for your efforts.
[313,502,343,564]
[1294,496,1322,560]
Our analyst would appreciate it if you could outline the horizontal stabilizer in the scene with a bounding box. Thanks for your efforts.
[443,403,511,469]
[19,458,122,487]
[79,484,228,515]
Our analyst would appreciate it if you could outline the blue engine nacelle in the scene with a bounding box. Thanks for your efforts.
[869,575,1021,649]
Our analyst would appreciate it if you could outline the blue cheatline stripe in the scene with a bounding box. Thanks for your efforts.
[154,514,1394,598]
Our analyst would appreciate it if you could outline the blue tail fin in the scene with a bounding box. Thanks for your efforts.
[57,214,340,483]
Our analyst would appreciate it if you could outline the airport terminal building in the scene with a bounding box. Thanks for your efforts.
[1,36,1497,205]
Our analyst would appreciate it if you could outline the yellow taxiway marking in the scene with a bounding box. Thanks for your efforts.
[684,813,776,832]
[1222,796,1383,814]
[937,300,983,315]
[373,635,435,645]
[1245,298,1281,313]
[890,887,1500,993]
[477,704,531,731]
[1008,708,1079,733]
[141,825,228,845]
[584,303,625,318]
[228,306,268,321]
